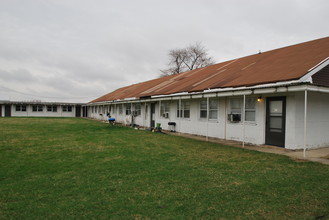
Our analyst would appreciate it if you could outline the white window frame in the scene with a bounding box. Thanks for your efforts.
[245,97,256,122]
[177,101,190,119]
[118,104,123,115]
[15,105,27,112]
[200,99,218,120]
[144,104,148,120]
[125,104,131,115]
[63,106,72,112]
[209,99,218,120]
[47,105,57,112]
[229,97,256,122]
[160,102,170,118]
[32,105,43,112]
[199,100,207,119]
[134,104,141,116]
[228,98,242,122]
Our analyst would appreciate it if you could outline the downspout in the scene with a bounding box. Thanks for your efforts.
[303,89,308,158]
[206,97,209,141]
[242,94,246,148]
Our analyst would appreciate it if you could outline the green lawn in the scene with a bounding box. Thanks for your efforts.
[0,118,328,219]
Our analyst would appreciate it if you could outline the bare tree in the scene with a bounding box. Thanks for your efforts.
[160,42,215,77]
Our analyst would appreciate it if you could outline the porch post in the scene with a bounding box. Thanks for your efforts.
[179,98,181,134]
[242,94,246,148]
[206,97,209,141]
[142,102,145,128]
[303,89,308,158]
[224,97,227,140]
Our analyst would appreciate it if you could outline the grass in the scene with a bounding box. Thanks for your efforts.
[0,117,329,219]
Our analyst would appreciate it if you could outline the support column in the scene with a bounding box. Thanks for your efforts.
[303,89,308,158]
[206,97,209,141]
[242,95,246,148]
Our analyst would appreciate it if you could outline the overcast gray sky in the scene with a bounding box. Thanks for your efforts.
[0,0,328,102]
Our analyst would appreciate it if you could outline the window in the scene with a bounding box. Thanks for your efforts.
[63,106,72,112]
[229,97,256,122]
[230,98,242,114]
[199,99,218,120]
[47,105,57,112]
[144,104,148,120]
[228,98,242,122]
[200,100,207,118]
[160,102,170,118]
[177,101,190,118]
[209,99,218,120]
[15,105,27,112]
[118,105,123,115]
[32,105,43,112]
[134,104,141,116]
[245,97,256,121]
[125,104,131,115]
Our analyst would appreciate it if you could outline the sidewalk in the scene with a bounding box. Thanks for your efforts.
[164,131,329,165]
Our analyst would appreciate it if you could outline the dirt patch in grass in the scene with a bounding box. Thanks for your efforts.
[321,154,329,160]
[290,157,309,162]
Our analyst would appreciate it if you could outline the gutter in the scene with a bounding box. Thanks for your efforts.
[88,83,329,106]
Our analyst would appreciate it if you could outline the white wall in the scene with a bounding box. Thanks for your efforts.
[155,97,265,145]
[88,103,152,127]
[89,97,265,144]
[8,104,77,117]
[88,91,329,149]
[286,91,329,149]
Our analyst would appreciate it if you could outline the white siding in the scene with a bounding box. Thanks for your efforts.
[88,91,329,149]
[286,91,329,149]
[2,103,80,117]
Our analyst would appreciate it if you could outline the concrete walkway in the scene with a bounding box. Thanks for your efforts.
[164,131,329,165]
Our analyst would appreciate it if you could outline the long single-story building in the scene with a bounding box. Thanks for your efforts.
[0,101,86,117]
[87,37,329,150]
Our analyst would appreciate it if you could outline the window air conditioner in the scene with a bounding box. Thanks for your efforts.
[228,113,241,122]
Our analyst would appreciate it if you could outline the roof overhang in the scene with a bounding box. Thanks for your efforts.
[0,101,85,105]
[88,82,329,105]
[299,57,329,83]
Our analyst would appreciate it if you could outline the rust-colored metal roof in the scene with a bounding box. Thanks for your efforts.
[91,37,329,103]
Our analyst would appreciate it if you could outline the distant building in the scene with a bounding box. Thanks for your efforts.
[87,37,329,150]
[0,101,86,118]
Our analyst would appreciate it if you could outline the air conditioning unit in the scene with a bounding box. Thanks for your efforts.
[162,112,169,118]
[228,113,241,122]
